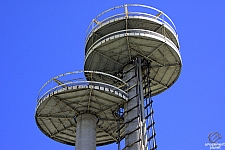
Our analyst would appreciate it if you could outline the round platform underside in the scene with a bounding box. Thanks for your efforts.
[35,85,127,146]
[85,31,182,96]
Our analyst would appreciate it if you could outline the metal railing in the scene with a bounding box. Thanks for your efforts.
[85,29,179,57]
[37,70,128,102]
[86,4,178,41]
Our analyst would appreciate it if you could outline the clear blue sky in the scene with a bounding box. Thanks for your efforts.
[1,0,225,150]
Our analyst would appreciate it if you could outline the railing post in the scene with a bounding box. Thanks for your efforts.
[124,4,128,18]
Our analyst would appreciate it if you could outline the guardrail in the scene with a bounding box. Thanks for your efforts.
[37,70,128,102]
[86,4,178,40]
[85,29,179,56]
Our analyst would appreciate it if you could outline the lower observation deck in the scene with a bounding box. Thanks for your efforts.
[35,71,127,146]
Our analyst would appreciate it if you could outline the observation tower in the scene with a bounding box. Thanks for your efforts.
[35,4,182,150]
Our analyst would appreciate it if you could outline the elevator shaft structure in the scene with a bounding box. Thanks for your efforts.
[123,59,148,150]
[35,4,182,150]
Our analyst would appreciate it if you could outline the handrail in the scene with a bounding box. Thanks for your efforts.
[85,4,178,40]
[37,70,128,101]
[37,80,127,103]
[85,29,179,57]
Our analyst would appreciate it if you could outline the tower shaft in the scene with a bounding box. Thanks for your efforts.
[123,58,147,150]
[75,114,97,150]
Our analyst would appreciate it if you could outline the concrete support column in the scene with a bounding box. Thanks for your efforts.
[75,114,97,150]
[123,63,140,150]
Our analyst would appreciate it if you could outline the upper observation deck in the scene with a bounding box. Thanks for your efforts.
[84,4,182,96]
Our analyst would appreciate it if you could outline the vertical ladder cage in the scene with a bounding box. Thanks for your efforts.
[142,59,157,150]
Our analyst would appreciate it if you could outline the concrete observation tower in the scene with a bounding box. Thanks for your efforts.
[35,4,182,150]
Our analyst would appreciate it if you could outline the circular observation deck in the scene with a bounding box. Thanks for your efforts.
[35,71,127,146]
[84,4,182,96]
